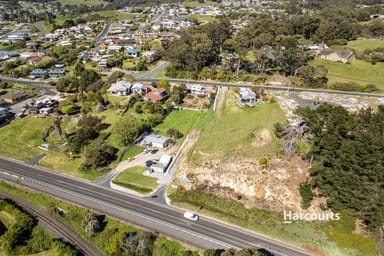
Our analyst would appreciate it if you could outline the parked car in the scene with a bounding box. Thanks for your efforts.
[183,211,199,221]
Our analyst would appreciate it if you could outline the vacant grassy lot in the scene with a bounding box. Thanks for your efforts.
[348,39,384,51]
[156,110,209,138]
[59,0,105,6]
[190,89,285,162]
[180,1,218,7]
[112,166,157,194]
[0,117,51,160]
[310,58,384,88]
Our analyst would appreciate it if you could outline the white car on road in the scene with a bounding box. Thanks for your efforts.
[183,211,199,221]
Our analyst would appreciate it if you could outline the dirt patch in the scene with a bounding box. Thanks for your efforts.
[353,218,371,237]
[252,128,272,148]
[178,155,310,212]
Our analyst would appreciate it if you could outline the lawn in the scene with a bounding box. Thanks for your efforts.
[155,110,209,138]
[0,117,51,160]
[121,145,145,161]
[190,89,285,162]
[348,39,384,51]
[180,1,219,7]
[185,15,217,23]
[310,58,384,88]
[59,0,105,6]
[112,166,158,194]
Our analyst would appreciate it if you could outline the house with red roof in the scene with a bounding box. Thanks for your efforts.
[144,88,167,102]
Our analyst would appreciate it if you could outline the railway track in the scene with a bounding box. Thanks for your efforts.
[0,191,102,256]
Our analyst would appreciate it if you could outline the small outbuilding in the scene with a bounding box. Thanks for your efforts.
[151,154,172,173]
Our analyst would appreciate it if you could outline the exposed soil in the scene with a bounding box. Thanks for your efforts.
[177,154,310,212]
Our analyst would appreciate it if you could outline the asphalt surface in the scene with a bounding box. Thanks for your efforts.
[0,156,313,256]
[35,21,48,35]
[95,22,111,44]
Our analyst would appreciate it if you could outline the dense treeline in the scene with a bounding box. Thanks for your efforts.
[164,0,384,84]
[297,104,384,231]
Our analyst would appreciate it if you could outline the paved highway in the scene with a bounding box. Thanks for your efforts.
[0,156,313,256]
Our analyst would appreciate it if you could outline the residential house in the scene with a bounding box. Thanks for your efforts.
[127,48,139,58]
[3,91,28,104]
[317,48,355,63]
[239,88,257,105]
[131,83,150,93]
[151,154,172,173]
[107,80,132,96]
[190,84,206,95]
[99,60,108,69]
[144,88,167,102]
[141,133,173,148]
[48,69,65,77]
[29,69,47,79]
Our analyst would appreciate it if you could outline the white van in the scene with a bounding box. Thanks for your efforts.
[183,211,199,221]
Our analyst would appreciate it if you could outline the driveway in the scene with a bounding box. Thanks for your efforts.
[93,146,173,187]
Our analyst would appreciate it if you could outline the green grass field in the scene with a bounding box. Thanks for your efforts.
[348,39,384,51]
[112,166,157,194]
[59,0,105,6]
[0,117,51,160]
[155,110,209,138]
[310,58,384,88]
[121,145,145,161]
[190,89,285,163]
[180,1,219,7]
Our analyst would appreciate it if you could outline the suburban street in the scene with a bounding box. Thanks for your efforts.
[0,155,313,256]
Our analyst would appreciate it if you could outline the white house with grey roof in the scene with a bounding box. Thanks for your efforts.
[107,80,132,96]
[141,133,173,148]
[239,88,257,105]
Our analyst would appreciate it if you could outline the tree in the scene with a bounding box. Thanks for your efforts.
[299,181,313,209]
[167,128,183,140]
[115,115,147,146]
[82,212,101,236]
[157,80,170,91]
[82,142,117,170]
[78,69,101,93]
[63,19,75,28]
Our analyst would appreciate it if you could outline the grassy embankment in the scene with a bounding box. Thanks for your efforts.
[169,88,377,256]
[0,181,198,256]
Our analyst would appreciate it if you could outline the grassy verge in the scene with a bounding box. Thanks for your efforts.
[169,188,377,256]
[0,181,197,255]
[112,166,157,194]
